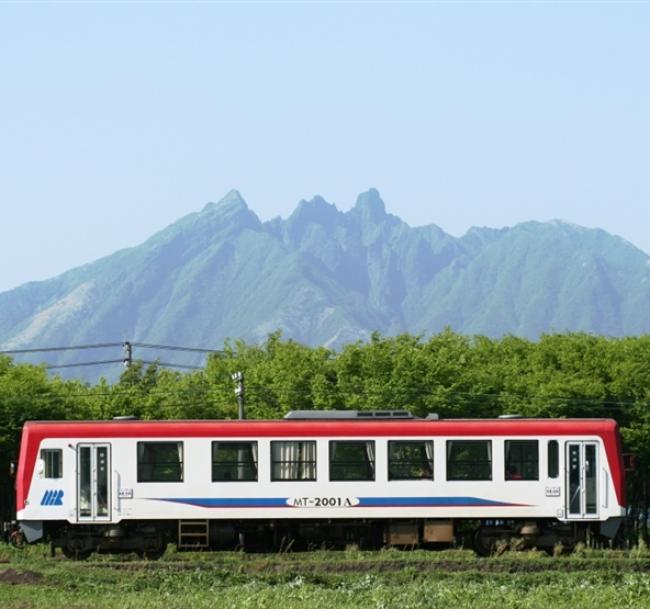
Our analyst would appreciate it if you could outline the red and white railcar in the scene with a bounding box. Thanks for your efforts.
[13,411,626,557]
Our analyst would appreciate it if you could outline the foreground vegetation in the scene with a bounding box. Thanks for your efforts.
[2,543,650,609]
[2,330,650,536]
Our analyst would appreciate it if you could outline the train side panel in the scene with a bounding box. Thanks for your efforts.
[17,422,625,533]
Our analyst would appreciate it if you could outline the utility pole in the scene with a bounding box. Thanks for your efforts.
[231,370,246,549]
[232,371,245,420]
[123,341,132,368]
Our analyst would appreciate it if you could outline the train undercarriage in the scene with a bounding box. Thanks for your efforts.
[38,518,611,560]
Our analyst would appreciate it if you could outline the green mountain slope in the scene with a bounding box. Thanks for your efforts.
[1,189,649,369]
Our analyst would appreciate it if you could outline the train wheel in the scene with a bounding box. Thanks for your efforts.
[62,546,92,561]
[9,530,26,549]
[472,528,497,557]
[137,542,167,561]
[62,536,93,560]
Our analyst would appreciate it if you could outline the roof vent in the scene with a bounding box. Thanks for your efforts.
[498,414,523,419]
[284,410,416,420]
[113,415,139,421]
[356,410,413,419]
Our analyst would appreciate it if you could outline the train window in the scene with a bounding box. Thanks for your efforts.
[137,442,184,482]
[505,440,538,481]
[329,441,375,481]
[40,449,62,478]
[548,440,559,479]
[446,440,492,481]
[271,441,316,481]
[212,442,258,482]
[388,441,433,480]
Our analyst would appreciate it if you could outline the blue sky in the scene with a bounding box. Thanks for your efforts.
[1,1,648,293]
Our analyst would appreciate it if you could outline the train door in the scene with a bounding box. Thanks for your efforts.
[77,444,111,522]
[566,442,598,519]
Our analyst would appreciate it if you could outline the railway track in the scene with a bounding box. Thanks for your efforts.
[73,553,650,574]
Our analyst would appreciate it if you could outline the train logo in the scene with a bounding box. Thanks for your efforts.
[40,490,64,506]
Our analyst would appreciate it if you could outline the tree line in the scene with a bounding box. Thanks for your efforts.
[1,330,649,542]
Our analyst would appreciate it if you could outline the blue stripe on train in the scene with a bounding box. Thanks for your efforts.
[153,496,527,508]
[358,497,523,507]
[157,497,288,508]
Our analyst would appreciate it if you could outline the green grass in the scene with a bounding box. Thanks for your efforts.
[2,544,649,608]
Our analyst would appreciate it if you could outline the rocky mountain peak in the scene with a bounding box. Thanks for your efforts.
[198,189,261,235]
[203,189,248,213]
[350,188,387,223]
[285,195,342,244]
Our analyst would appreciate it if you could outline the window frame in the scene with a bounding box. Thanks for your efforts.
[211,441,258,482]
[446,440,492,481]
[547,439,559,479]
[504,439,539,481]
[388,440,434,481]
[270,440,317,482]
[137,441,184,483]
[40,448,63,479]
[329,440,376,482]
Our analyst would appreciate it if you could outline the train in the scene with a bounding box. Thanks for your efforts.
[9,410,626,558]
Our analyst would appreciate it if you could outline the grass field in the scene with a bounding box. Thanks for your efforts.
[1,544,649,609]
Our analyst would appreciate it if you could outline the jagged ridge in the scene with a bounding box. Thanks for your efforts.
[1,189,649,373]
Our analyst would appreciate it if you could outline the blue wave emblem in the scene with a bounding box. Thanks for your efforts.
[152,496,528,509]
[357,496,527,507]
[40,489,64,506]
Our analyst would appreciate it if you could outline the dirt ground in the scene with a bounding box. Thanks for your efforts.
[0,568,44,586]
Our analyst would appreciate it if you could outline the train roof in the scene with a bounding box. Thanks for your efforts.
[21,417,620,439]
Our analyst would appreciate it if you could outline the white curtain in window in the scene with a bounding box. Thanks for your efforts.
[365,441,375,466]
[237,443,252,480]
[288,442,300,479]
[425,441,433,464]
[272,441,316,479]
[302,441,316,479]
[176,442,183,463]
[272,441,298,479]
[486,441,492,462]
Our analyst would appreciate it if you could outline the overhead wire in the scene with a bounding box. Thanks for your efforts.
[46,359,125,370]
[133,343,224,354]
[1,340,222,371]
[0,342,124,354]
[139,360,204,370]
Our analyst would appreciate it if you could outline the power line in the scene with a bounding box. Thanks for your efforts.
[0,342,123,354]
[139,360,204,370]
[1,341,223,356]
[45,358,204,372]
[46,359,125,370]
[236,383,650,408]
[1,340,223,372]
[133,343,224,354]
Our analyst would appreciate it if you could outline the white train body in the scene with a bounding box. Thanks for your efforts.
[15,415,626,555]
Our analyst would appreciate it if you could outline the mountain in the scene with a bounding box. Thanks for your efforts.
[1,189,649,373]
